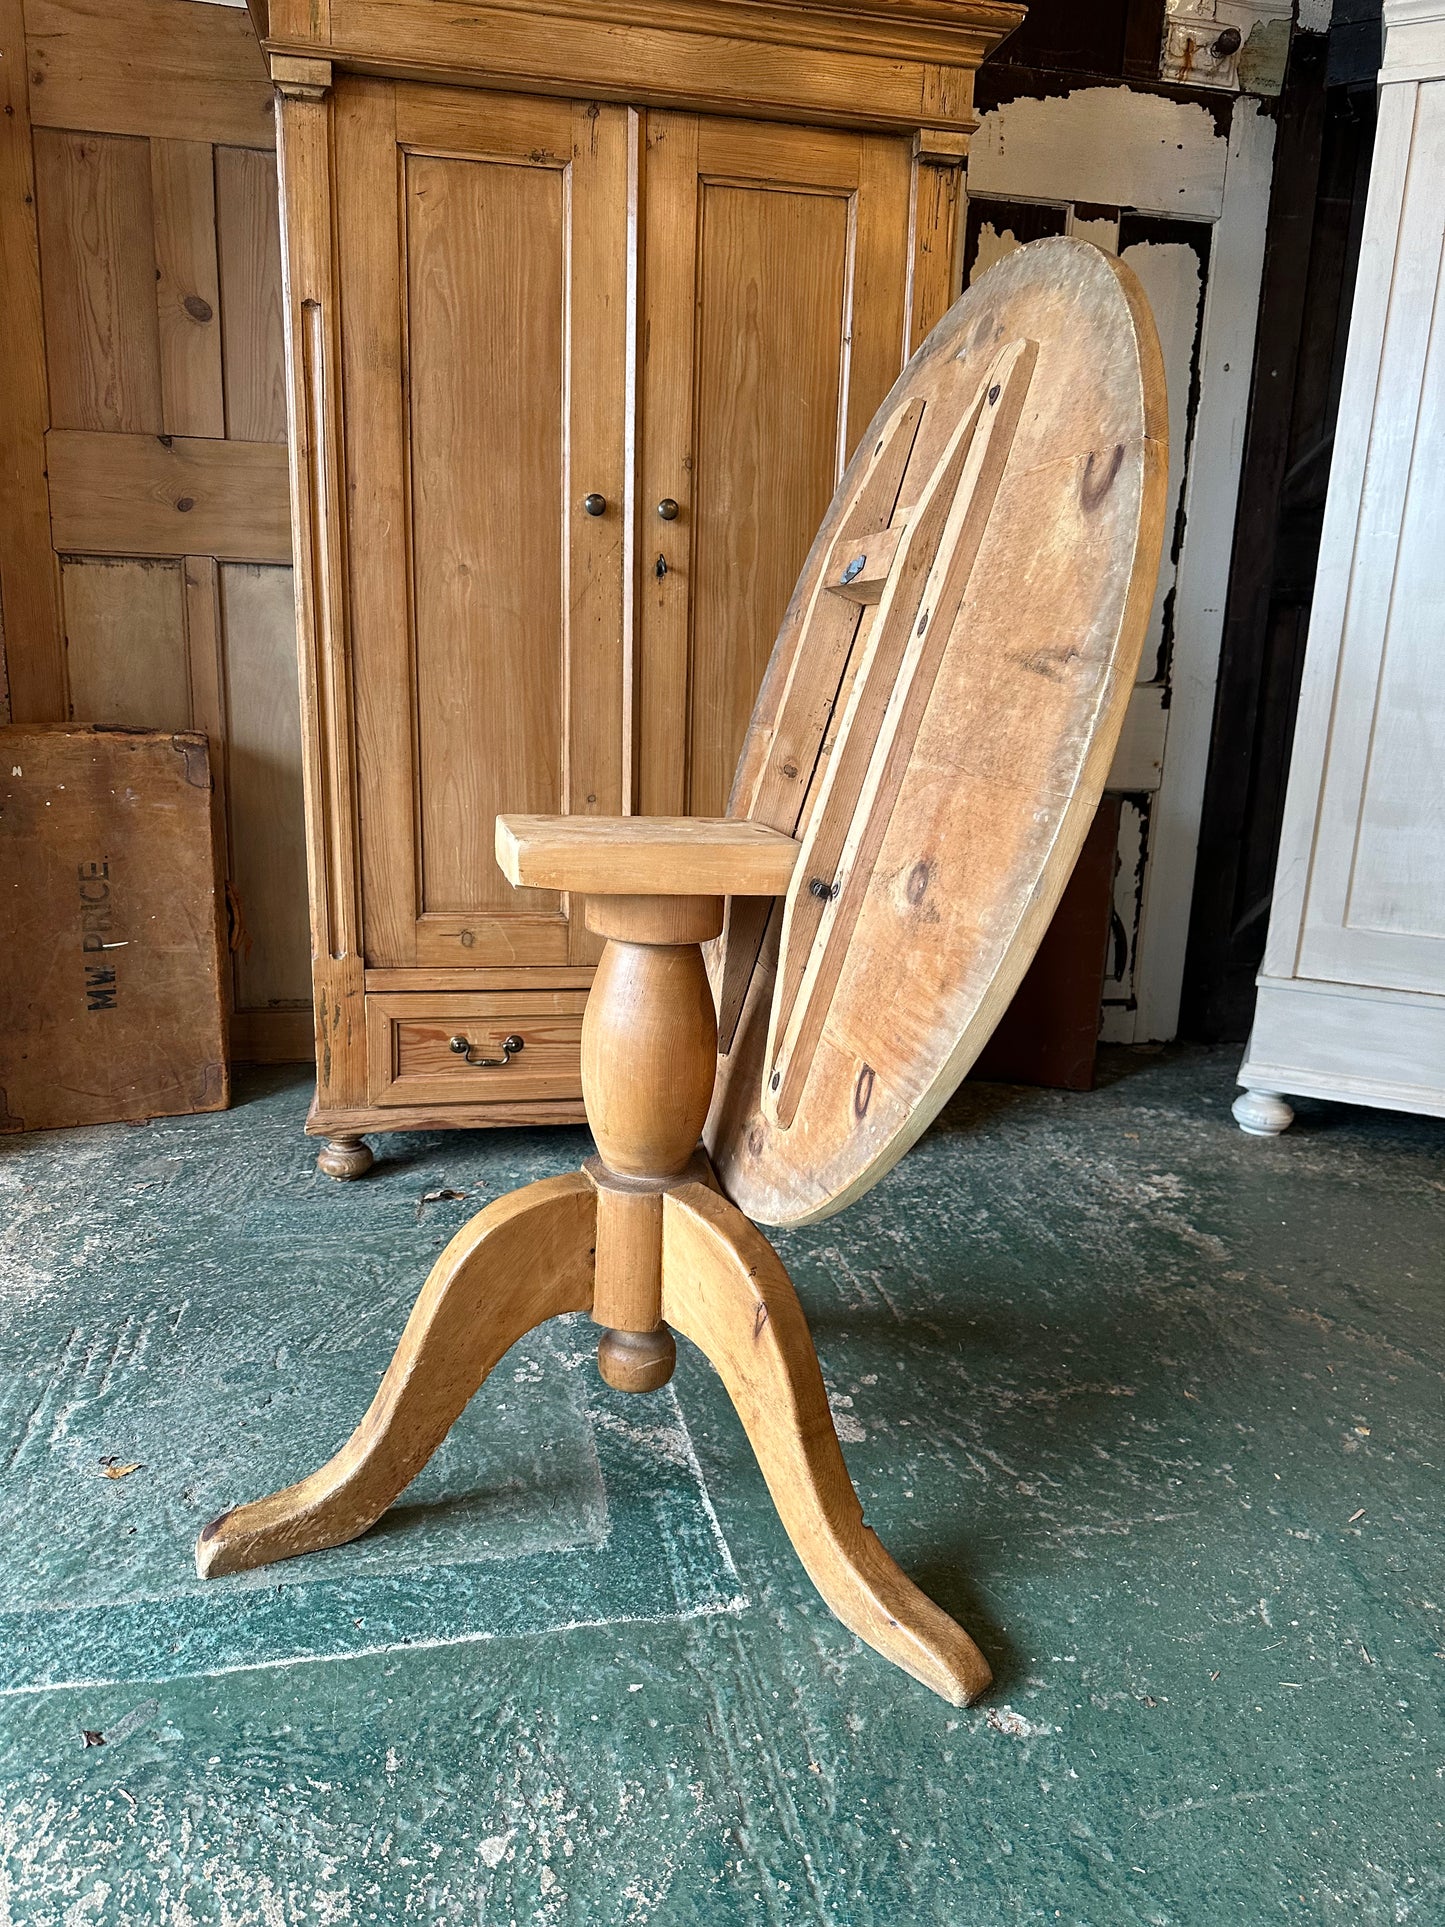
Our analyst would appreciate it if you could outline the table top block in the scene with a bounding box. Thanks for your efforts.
[496,815,801,896]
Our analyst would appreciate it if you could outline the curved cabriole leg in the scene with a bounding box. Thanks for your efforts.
[196,1173,597,1579]
[660,1181,992,1706]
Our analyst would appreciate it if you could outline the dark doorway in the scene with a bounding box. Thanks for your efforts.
[1181,4,1381,1041]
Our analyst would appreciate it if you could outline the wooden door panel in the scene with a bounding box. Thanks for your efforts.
[1296,80,1445,994]
[339,80,630,970]
[637,114,912,819]
[407,151,565,922]
[688,184,851,820]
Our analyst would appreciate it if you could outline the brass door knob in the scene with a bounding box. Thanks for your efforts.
[583,493,607,517]
[657,498,680,521]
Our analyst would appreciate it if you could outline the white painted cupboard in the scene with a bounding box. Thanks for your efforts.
[1235,0,1445,1133]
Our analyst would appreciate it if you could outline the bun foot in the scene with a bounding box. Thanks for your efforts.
[1232,1090,1293,1137]
[598,1324,676,1393]
[317,1136,374,1180]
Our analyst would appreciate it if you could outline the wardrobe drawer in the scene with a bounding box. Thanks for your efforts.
[365,991,587,1108]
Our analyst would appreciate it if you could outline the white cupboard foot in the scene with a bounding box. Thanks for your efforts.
[1232,1090,1294,1137]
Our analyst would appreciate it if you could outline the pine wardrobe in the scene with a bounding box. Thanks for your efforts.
[241,0,1024,1173]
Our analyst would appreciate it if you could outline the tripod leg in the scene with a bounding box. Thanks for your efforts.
[661,1182,991,1705]
[197,1172,596,1579]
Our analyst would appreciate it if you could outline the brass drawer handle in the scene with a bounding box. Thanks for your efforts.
[449,1032,525,1068]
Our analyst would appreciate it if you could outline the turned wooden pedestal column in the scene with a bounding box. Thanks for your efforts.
[583,893,724,1393]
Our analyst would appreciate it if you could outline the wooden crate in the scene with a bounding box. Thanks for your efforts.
[0,725,230,1130]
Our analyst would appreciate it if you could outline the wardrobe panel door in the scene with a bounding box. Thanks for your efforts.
[637,116,912,819]
[337,82,631,969]
[408,150,565,926]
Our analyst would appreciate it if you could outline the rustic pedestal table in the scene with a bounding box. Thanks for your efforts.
[198,239,1167,1704]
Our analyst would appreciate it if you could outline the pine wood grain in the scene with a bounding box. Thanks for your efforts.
[337,81,630,985]
[215,144,286,442]
[688,179,851,818]
[257,0,1018,131]
[364,989,587,1107]
[61,556,191,729]
[45,429,291,561]
[257,3,1010,1146]
[710,238,1170,1225]
[150,138,225,437]
[661,1180,992,1703]
[26,0,275,147]
[409,148,565,919]
[0,0,65,720]
[275,84,367,1108]
[497,815,800,896]
[636,114,914,820]
[220,562,310,1012]
[34,129,163,433]
[196,1172,597,1578]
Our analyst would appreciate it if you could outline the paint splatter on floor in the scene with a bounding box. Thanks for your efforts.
[0,1049,1441,1923]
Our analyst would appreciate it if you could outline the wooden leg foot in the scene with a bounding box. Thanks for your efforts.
[197,1172,597,1579]
[317,1135,374,1180]
[660,1182,993,1706]
[597,1324,676,1393]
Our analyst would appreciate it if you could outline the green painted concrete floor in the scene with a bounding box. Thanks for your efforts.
[0,1049,1442,1924]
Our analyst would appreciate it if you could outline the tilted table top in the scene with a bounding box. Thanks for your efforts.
[705,236,1168,1226]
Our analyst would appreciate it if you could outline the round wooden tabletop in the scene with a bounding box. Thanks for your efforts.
[706,237,1169,1226]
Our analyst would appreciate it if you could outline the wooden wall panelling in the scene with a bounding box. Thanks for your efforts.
[215,144,287,440]
[10,0,324,1063]
[61,555,191,728]
[220,560,310,1014]
[966,82,1230,219]
[275,75,367,1099]
[0,0,65,720]
[33,128,164,432]
[203,520,312,1053]
[963,194,1068,283]
[150,137,226,436]
[46,429,291,560]
[183,551,231,901]
[1118,217,1210,689]
[24,0,276,147]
